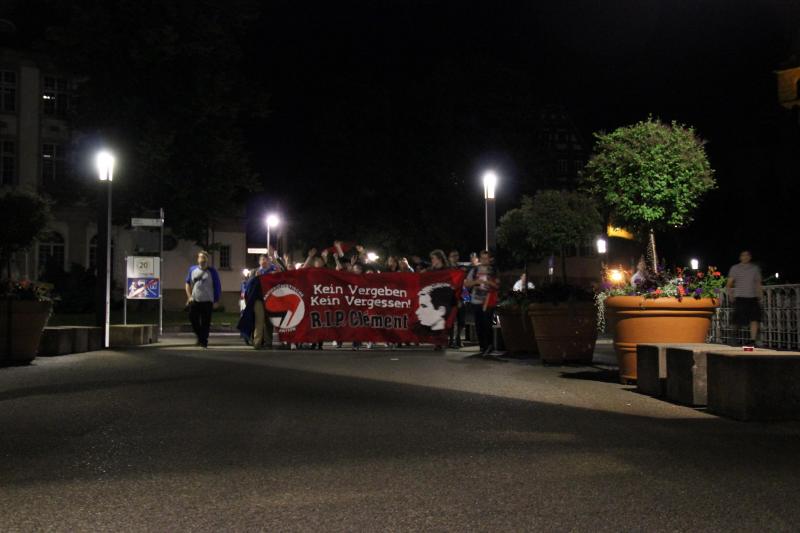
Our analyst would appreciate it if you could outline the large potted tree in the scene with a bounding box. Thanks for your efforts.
[506,190,603,364]
[496,205,538,356]
[0,189,53,366]
[583,118,717,382]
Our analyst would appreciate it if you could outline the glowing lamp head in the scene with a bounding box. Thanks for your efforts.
[775,272,780,279]
[482,170,498,199]
[96,150,115,182]
[596,238,607,255]
[367,252,379,262]
[690,258,699,270]
[609,269,624,283]
[265,214,280,228]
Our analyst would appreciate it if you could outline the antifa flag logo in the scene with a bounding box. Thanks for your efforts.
[264,285,306,329]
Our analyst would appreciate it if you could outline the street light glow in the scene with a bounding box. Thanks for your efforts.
[596,238,607,255]
[265,214,280,228]
[96,150,115,181]
[482,170,497,199]
[609,269,624,283]
[367,252,379,262]
[690,258,699,270]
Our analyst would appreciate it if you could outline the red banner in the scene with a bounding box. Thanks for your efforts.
[259,269,466,343]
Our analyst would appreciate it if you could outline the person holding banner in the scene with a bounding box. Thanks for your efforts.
[184,251,222,348]
[448,250,467,349]
[464,250,499,356]
[253,254,278,349]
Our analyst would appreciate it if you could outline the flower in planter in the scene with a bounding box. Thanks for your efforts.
[594,264,727,331]
[0,279,56,302]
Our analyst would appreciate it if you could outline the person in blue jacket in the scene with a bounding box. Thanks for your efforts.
[184,251,222,348]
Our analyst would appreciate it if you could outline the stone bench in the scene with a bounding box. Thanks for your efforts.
[39,326,81,356]
[109,324,159,347]
[665,344,751,406]
[707,350,800,421]
[38,324,157,356]
[636,343,673,397]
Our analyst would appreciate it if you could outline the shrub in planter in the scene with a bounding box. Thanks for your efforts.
[0,189,52,365]
[528,283,597,364]
[583,117,717,381]
[496,292,538,356]
[498,190,603,364]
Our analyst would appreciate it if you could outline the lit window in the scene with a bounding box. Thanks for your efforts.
[219,245,231,269]
[42,76,73,116]
[0,140,15,185]
[0,70,16,113]
[41,143,66,183]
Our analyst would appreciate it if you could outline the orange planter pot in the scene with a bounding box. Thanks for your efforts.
[528,301,597,364]
[604,296,718,383]
[0,300,52,366]
[496,306,538,355]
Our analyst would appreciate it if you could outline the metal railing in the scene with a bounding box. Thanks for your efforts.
[710,284,800,350]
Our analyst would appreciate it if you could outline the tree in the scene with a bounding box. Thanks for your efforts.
[582,118,715,271]
[497,190,602,283]
[0,189,51,278]
[41,0,266,246]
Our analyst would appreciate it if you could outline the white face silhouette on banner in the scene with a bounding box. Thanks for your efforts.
[415,283,453,332]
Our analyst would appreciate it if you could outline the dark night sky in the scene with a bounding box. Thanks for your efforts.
[245,1,800,275]
[5,1,800,276]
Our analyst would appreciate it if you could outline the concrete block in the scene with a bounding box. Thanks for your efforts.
[70,327,89,353]
[707,350,800,421]
[636,343,671,397]
[109,325,144,347]
[108,324,158,347]
[666,344,745,406]
[86,327,104,351]
[38,327,74,356]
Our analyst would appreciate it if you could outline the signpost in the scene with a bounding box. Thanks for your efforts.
[127,209,165,333]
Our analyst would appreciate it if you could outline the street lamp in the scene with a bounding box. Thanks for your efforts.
[690,258,699,271]
[596,238,607,255]
[96,150,115,348]
[482,170,498,251]
[265,213,280,254]
[367,252,379,262]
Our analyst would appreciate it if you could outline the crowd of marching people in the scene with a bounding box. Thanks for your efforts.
[234,241,501,355]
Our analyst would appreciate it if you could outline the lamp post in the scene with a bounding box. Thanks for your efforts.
[690,258,699,271]
[265,213,280,255]
[96,150,115,348]
[482,170,497,252]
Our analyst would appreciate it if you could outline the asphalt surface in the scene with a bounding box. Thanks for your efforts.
[2,336,800,532]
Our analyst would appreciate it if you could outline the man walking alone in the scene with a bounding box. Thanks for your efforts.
[726,250,762,347]
[185,251,222,348]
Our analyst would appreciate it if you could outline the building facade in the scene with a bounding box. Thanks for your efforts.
[0,47,247,311]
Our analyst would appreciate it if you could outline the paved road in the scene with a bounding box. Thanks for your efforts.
[2,336,800,532]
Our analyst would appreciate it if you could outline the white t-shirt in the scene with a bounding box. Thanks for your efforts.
[728,262,761,298]
[513,280,534,291]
